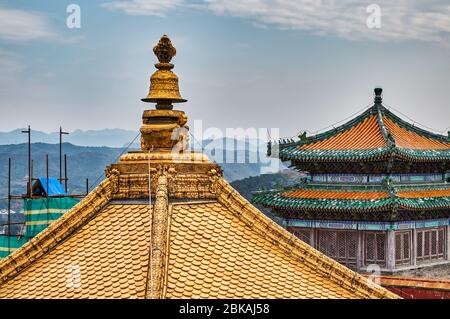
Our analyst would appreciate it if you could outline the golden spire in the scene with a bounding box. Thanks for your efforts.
[142,35,186,109]
[139,35,189,151]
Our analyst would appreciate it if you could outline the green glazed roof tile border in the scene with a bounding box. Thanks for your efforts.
[253,183,450,212]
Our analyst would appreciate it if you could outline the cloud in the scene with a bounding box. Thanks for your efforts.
[0,8,56,41]
[101,0,185,16]
[205,0,450,45]
[99,0,450,45]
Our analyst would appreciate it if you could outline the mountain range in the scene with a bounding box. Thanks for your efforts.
[0,128,139,148]
[0,128,270,150]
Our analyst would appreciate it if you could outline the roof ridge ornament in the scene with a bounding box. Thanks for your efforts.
[374,87,383,105]
[154,35,176,65]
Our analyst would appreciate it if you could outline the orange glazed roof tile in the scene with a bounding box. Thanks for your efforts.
[282,189,390,200]
[300,115,386,150]
[277,89,450,162]
[296,112,450,152]
[397,188,450,198]
[383,116,450,150]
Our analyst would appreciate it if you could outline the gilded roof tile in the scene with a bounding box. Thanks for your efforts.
[0,204,151,298]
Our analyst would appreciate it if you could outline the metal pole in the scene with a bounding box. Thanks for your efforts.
[64,154,68,193]
[59,127,62,184]
[7,158,11,254]
[28,126,31,197]
[46,154,49,196]
[59,127,69,184]
[31,159,34,198]
[86,178,89,195]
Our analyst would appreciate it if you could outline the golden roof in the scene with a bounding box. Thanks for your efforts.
[0,174,397,299]
[0,35,398,299]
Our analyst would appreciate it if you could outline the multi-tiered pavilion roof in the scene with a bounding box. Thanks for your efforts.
[256,88,450,220]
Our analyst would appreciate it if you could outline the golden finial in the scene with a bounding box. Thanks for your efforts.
[153,35,176,64]
[142,34,186,107]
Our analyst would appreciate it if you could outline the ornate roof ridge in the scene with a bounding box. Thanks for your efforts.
[375,105,396,148]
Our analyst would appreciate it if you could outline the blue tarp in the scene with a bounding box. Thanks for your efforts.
[33,178,66,196]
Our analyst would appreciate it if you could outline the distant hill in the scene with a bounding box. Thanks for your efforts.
[230,169,305,201]
[230,170,306,225]
[0,143,124,212]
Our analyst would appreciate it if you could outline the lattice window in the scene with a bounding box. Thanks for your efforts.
[438,229,445,255]
[395,231,411,266]
[364,232,386,267]
[291,227,311,245]
[417,232,423,259]
[417,227,447,263]
[317,229,357,269]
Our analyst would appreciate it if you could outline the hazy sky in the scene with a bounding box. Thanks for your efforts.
[0,0,449,138]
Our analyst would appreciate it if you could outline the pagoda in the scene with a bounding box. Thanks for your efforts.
[254,88,450,274]
[0,36,396,299]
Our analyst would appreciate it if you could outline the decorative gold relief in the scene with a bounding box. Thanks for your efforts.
[105,168,120,194]
[146,168,169,299]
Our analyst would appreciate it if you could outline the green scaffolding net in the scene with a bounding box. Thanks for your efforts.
[0,197,79,259]
[25,197,79,238]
